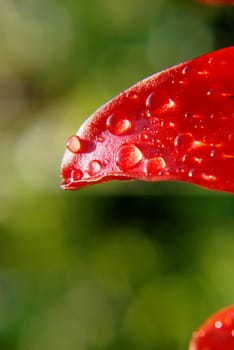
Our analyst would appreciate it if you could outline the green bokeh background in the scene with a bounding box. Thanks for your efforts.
[0,0,234,349]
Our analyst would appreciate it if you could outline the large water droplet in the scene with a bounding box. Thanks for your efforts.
[106,114,133,136]
[146,157,166,175]
[66,135,82,153]
[116,143,143,171]
[61,166,72,181]
[71,169,83,181]
[174,133,194,153]
[146,92,158,114]
[88,160,102,176]
[146,92,177,115]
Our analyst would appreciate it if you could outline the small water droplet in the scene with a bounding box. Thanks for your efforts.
[106,114,132,136]
[161,120,176,128]
[221,92,234,98]
[197,70,209,76]
[66,135,82,153]
[210,149,225,160]
[146,157,166,175]
[188,169,194,178]
[116,143,143,171]
[182,154,203,165]
[127,91,140,101]
[141,132,149,141]
[174,133,194,152]
[71,169,83,181]
[215,321,222,329]
[97,136,104,143]
[182,66,188,75]
[201,173,217,182]
[88,160,102,176]
[228,133,234,142]
[143,111,152,119]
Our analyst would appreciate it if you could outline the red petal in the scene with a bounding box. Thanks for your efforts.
[197,0,234,4]
[60,47,234,193]
[189,305,234,350]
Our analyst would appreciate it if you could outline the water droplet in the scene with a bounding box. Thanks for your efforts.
[228,133,234,142]
[88,160,102,176]
[221,92,234,98]
[197,70,209,76]
[189,169,217,182]
[210,149,225,160]
[106,114,132,136]
[97,136,104,143]
[182,66,188,75]
[167,98,176,109]
[116,143,143,171]
[61,166,72,180]
[215,321,222,329]
[161,120,176,128]
[126,91,140,101]
[71,169,83,181]
[188,169,194,178]
[210,113,215,120]
[141,132,149,141]
[201,173,217,182]
[66,135,82,153]
[146,92,157,112]
[143,111,152,119]
[151,119,159,125]
[174,133,194,152]
[146,92,176,115]
[182,154,203,165]
[146,157,166,175]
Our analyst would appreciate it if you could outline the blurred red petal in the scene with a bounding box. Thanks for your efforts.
[197,0,234,5]
[189,305,234,350]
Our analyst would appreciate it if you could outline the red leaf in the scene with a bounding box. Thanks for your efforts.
[197,0,234,4]
[60,47,234,193]
[189,305,234,350]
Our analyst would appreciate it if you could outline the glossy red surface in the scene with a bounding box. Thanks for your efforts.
[60,47,234,193]
[189,305,234,350]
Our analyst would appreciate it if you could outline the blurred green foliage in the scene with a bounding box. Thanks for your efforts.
[0,0,234,349]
